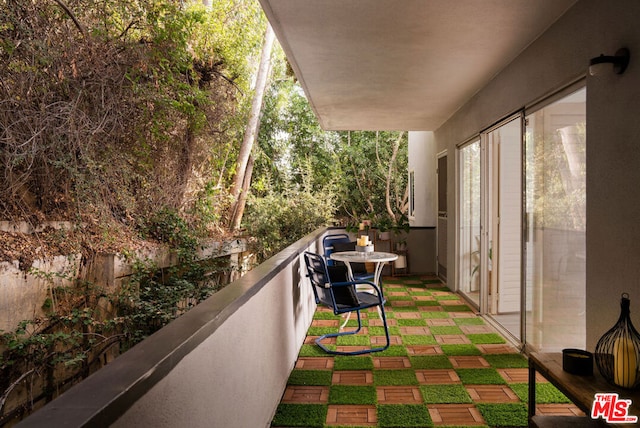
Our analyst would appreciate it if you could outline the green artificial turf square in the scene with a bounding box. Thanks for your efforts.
[402,335,437,345]
[377,404,433,427]
[440,344,482,356]
[271,403,327,427]
[421,312,450,319]
[387,295,413,301]
[313,311,340,320]
[429,325,464,335]
[453,317,485,325]
[442,304,473,312]
[376,345,408,357]
[373,369,419,386]
[456,368,506,385]
[333,355,374,370]
[420,384,473,404]
[409,291,432,296]
[476,403,528,427]
[483,353,528,368]
[397,318,427,326]
[344,318,369,328]
[299,344,332,357]
[415,300,439,306]
[336,334,371,346]
[510,383,571,403]
[328,385,377,404]
[434,295,460,300]
[307,326,337,336]
[409,355,453,369]
[467,333,506,344]
[287,370,332,386]
[369,326,400,336]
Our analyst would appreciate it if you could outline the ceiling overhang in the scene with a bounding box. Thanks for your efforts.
[259,0,577,131]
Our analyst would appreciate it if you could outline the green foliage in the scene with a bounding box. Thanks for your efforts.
[243,187,334,261]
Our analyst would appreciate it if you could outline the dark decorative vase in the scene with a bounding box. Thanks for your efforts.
[595,293,640,389]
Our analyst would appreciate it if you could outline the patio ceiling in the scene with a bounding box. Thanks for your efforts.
[259,0,577,131]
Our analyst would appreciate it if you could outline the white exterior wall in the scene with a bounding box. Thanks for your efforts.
[408,131,436,227]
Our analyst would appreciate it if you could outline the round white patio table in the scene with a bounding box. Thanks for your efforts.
[329,251,398,288]
[329,251,397,328]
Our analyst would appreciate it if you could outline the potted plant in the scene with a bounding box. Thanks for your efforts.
[375,215,393,240]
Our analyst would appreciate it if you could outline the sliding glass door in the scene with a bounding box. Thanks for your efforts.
[485,116,522,341]
[458,140,481,307]
[524,87,586,351]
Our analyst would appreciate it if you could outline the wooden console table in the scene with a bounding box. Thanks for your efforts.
[529,352,640,427]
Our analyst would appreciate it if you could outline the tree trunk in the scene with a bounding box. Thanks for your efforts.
[385,131,405,220]
[229,154,255,230]
[229,23,275,230]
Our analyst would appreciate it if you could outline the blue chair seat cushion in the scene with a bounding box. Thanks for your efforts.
[327,265,359,307]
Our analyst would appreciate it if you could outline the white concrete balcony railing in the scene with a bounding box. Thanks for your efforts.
[17,228,326,428]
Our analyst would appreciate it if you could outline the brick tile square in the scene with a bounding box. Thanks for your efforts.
[312,319,340,327]
[336,345,372,354]
[305,335,336,344]
[413,295,436,301]
[369,318,397,327]
[377,386,423,403]
[536,404,585,417]
[460,325,495,334]
[391,300,417,307]
[466,385,520,402]
[395,311,423,319]
[475,343,518,354]
[326,405,377,426]
[428,404,485,425]
[388,291,410,296]
[282,385,329,403]
[439,299,465,306]
[406,345,443,355]
[369,335,401,345]
[448,312,478,318]
[435,334,471,345]
[295,357,334,370]
[449,356,490,368]
[373,356,412,369]
[332,370,373,385]
[418,306,444,312]
[416,369,461,384]
[400,326,431,335]
[426,319,456,326]
[497,368,547,383]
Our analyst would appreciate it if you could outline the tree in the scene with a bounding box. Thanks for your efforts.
[229,23,275,230]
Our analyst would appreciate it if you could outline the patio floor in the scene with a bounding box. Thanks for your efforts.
[271,275,583,427]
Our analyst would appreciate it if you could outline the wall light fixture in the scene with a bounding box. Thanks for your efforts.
[589,48,630,76]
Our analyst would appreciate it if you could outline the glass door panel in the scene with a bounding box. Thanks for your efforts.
[485,117,522,341]
[524,87,586,351]
[458,141,481,307]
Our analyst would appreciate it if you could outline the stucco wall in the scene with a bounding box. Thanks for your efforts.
[433,0,640,349]
[408,131,437,227]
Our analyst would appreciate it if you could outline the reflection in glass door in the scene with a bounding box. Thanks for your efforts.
[458,141,481,307]
[485,117,522,341]
[524,87,586,352]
